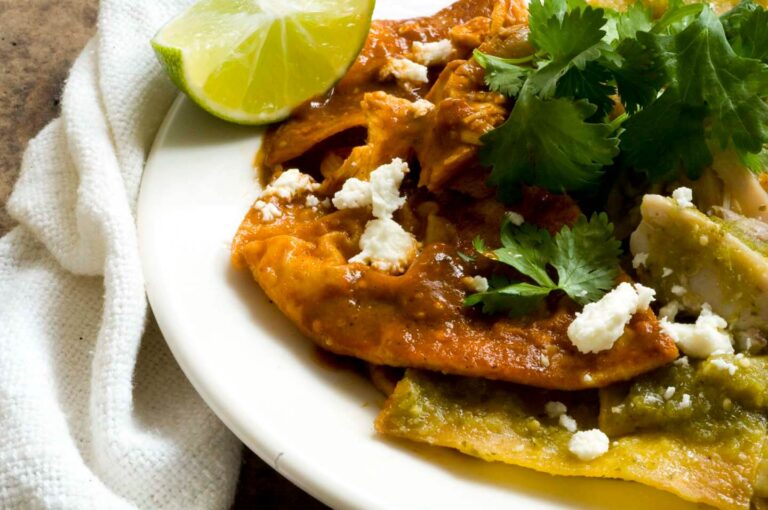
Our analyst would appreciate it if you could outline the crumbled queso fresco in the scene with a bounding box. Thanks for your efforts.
[381,57,429,83]
[411,39,454,66]
[544,401,567,418]
[568,429,610,461]
[710,357,739,375]
[261,168,320,201]
[559,414,578,432]
[349,218,419,274]
[332,177,372,209]
[253,200,281,222]
[254,168,321,222]
[338,158,419,274]
[672,186,694,208]
[567,282,655,354]
[660,304,734,358]
[411,99,435,117]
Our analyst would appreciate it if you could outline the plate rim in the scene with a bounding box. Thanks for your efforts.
[138,96,381,510]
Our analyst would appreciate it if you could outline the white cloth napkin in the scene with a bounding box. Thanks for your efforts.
[0,1,242,508]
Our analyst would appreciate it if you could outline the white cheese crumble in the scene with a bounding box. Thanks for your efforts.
[659,300,680,320]
[632,252,649,269]
[341,158,418,274]
[506,211,525,226]
[540,353,551,367]
[305,195,320,208]
[582,373,593,384]
[568,429,610,461]
[332,158,410,218]
[678,393,692,409]
[411,39,454,66]
[332,178,372,209]
[349,218,418,274]
[567,282,656,354]
[662,267,673,278]
[370,158,409,219]
[643,393,664,405]
[253,200,282,222]
[464,275,489,293]
[381,57,429,83]
[672,187,694,208]
[411,99,435,117]
[671,285,687,296]
[710,358,738,375]
[673,356,690,367]
[544,401,567,418]
[660,304,734,358]
[261,168,320,201]
[663,386,676,400]
[559,414,578,432]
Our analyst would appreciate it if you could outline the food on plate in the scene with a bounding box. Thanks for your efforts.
[231,0,768,507]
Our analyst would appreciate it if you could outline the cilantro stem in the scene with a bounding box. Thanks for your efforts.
[503,55,535,65]
[609,113,628,132]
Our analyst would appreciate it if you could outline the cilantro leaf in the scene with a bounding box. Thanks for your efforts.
[724,3,768,63]
[477,0,768,196]
[477,0,619,198]
[530,4,607,59]
[473,51,530,97]
[526,5,610,97]
[603,1,653,47]
[556,61,616,119]
[464,214,622,315]
[620,5,768,180]
[721,0,760,37]
[612,32,671,112]
[675,7,768,154]
[550,213,622,304]
[528,0,580,36]
[620,89,711,180]
[721,0,767,63]
[497,221,555,287]
[480,92,620,200]
[651,0,704,35]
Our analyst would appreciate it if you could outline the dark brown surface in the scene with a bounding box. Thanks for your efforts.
[0,1,325,508]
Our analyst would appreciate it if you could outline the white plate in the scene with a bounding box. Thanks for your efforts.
[137,2,701,508]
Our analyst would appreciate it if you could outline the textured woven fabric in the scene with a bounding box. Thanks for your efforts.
[0,1,242,508]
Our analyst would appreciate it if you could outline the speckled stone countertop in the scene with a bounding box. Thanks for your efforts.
[0,2,325,508]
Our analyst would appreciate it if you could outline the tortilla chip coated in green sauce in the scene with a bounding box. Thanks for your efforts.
[377,366,768,510]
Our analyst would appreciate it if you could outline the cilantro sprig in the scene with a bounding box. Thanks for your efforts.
[465,214,621,316]
[621,2,768,179]
[475,0,623,201]
[475,0,768,200]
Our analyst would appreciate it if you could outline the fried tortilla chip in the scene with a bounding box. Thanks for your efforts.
[376,368,768,510]
[261,0,498,168]
[233,185,678,390]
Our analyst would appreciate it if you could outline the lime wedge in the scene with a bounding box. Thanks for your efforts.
[151,0,375,125]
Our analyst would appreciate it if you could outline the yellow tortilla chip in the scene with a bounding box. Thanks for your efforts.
[376,370,767,510]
